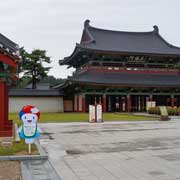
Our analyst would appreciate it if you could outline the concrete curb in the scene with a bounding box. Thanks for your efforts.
[0,139,61,179]
[0,154,48,161]
[0,140,48,161]
[35,140,48,156]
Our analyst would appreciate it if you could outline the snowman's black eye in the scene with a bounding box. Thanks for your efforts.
[33,116,35,119]
[25,116,26,119]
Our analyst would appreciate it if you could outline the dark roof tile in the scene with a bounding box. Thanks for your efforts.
[0,33,20,58]
[9,89,63,97]
[71,71,180,87]
[80,20,180,55]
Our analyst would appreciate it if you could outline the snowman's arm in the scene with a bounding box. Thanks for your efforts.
[37,125,42,133]
[16,126,22,134]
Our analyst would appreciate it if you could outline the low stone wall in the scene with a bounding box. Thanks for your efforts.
[9,97,64,112]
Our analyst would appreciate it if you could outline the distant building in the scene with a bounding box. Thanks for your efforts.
[25,83,50,90]
[58,20,180,112]
[9,87,64,112]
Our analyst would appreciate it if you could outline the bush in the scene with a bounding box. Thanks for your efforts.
[148,107,160,115]
[148,106,180,116]
[177,108,180,115]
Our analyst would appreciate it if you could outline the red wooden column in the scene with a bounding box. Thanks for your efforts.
[0,81,6,131]
[74,95,77,112]
[149,95,153,101]
[171,95,175,107]
[82,94,86,112]
[77,95,79,112]
[0,80,12,137]
[127,95,131,112]
[102,94,107,112]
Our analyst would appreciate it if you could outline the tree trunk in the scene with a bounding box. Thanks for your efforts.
[32,75,36,89]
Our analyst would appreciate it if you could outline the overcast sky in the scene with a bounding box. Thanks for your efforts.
[1,0,180,78]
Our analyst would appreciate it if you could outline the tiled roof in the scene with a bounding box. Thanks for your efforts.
[60,20,180,66]
[70,70,180,87]
[0,33,20,58]
[80,20,180,55]
[9,89,63,97]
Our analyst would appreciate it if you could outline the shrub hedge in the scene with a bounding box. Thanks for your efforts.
[148,107,180,116]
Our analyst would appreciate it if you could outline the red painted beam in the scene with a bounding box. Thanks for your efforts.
[81,66,179,75]
[0,53,18,70]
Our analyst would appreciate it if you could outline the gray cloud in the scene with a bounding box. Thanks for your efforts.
[0,0,180,78]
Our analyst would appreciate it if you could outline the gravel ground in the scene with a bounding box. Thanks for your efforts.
[0,161,21,180]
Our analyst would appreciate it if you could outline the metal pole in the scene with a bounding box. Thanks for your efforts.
[28,143,31,154]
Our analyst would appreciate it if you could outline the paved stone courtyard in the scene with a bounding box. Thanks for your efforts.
[40,120,180,180]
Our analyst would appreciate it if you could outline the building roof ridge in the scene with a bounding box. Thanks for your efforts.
[84,20,180,50]
[84,19,156,35]
[89,25,154,35]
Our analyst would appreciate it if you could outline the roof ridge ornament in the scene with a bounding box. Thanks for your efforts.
[153,25,159,34]
[81,19,96,44]
[84,19,90,28]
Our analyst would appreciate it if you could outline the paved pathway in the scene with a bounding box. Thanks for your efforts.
[40,120,180,180]
[21,159,60,180]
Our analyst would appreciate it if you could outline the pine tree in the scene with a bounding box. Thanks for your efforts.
[19,48,51,89]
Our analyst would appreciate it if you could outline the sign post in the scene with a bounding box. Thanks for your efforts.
[159,106,170,121]
[146,101,156,111]
[89,105,96,123]
[89,104,103,123]
[96,104,103,122]
[28,143,31,154]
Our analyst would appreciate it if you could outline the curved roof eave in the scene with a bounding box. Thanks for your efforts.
[75,44,180,57]
[60,20,180,67]
[70,80,180,88]
[59,44,81,66]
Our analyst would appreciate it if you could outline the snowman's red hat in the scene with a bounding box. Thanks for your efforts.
[19,105,40,120]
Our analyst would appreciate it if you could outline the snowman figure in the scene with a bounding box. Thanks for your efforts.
[17,105,41,144]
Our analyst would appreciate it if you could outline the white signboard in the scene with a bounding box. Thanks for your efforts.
[159,106,168,116]
[151,101,156,108]
[89,105,95,123]
[146,101,156,111]
[96,104,103,122]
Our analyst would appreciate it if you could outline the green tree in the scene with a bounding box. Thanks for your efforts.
[20,48,51,89]
[175,61,180,69]
[40,75,65,86]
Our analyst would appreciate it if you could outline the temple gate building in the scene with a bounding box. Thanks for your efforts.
[58,20,180,113]
[0,33,20,136]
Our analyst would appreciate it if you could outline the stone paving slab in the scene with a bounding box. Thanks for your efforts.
[40,120,180,180]
[21,159,61,180]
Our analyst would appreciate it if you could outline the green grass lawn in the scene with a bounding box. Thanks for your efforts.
[9,112,159,124]
[0,140,38,156]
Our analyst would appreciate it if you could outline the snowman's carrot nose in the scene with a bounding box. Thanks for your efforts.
[27,120,32,123]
